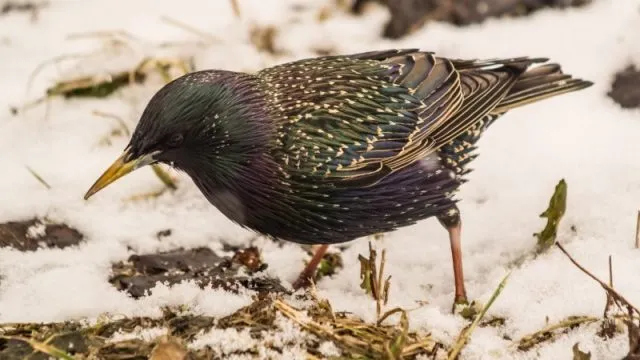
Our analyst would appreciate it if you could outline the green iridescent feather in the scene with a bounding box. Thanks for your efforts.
[256,50,591,189]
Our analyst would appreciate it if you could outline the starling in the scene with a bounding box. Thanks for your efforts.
[84,49,592,305]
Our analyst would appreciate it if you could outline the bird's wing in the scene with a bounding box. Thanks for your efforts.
[260,49,538,186]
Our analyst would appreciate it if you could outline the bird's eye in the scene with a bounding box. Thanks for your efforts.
[166,133,184,148]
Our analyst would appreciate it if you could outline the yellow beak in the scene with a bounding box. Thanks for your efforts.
[84,149,157,200]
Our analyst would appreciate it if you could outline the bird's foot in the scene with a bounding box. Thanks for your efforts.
[292,244,328,291]
[451,295,470,315]
[455,300,488,321]
[292,271,315,291]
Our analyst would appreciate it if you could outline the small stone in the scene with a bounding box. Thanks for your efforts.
[0,218,83,251]
[608,65,640,109]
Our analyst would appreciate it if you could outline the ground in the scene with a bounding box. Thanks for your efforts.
[1,0,640,359]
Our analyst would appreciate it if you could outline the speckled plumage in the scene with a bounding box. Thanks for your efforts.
[89,48,592,302]
[128,50,591,245]
[129,49,590,245]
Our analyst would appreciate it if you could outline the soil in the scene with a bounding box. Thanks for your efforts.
[352,0,592,38]
[608,65,640,109]
[0,219,83,251]
[109,246,289,298]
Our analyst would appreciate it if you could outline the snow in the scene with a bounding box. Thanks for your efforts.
[190,314,310,358]
[25,220,46,239]
[1,0,639,358]
[109,327,168,343]
[189,327,256,353]
[318,340,341,357]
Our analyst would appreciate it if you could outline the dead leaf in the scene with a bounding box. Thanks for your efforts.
[572,342,591,360]
[149,336,187,360]
[534,179,567,253]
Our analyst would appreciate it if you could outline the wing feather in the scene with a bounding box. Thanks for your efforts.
[259,50,546,187]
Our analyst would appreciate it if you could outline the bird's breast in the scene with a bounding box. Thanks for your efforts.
[248,157,461,244]
[189,152,463,245]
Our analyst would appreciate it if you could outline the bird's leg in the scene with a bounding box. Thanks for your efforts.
[437,207,468,307]
[292,244,329,290]
[448,223,467,305]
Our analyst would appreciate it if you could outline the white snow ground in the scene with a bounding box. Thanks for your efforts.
[1,0,639,358]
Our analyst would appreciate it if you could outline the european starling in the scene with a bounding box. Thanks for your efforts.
[84,49,592,305]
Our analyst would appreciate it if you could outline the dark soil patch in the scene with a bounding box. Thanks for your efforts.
[608,65,640,109]
[0,1,48,21]
[1,1,44,15]
[109,246,289,298]
[0,218,83,251]
[352,0,592,38]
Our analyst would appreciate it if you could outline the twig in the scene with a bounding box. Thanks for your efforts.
[557,243,640,357]
[26,53,82,87]
[635,210,640,249]
[26,31,139,99]
[556,243,640,315]
[125,189,168,202]
[376,248,391,319]
[26,166,51,189]
[229,0,241,18]
[22,53,91,110]
[604,255,614,318]
[65,30,138,42]
[377,307,405,326]
[160,16,220,43]
[448,272,510,360]
[65,30,144,55]
[609,256,613,287]
[384,310,409,359]
[92,110,131,136]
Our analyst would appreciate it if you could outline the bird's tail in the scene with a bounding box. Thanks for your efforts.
[492,63,593,114]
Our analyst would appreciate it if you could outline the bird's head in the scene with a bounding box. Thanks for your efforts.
[83,70,266,200]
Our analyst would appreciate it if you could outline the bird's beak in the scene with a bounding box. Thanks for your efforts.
[83,148,157,200]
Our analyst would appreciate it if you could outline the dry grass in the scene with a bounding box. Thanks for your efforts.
[517,316,599,351]
[448,273,510,360]
[358,242,393,321]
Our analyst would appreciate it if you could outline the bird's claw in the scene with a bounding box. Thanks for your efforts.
[451,295,470,315]
[292,273,314,291]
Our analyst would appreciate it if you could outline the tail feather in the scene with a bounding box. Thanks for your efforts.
[493,63,593,113]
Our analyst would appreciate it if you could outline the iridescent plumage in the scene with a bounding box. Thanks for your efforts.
[205,49,591,244]
[86,49,592,304]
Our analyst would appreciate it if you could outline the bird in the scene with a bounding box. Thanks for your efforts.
[83,49,592,306]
